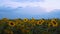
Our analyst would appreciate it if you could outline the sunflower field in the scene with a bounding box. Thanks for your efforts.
[0,18,60,34]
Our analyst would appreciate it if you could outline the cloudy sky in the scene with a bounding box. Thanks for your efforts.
[0,0,60,19]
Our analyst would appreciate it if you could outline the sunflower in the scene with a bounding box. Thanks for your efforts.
[36,19,44,25]
[31,17,35,22]
[23,18,28,22]
[50,19,58,27]
[14,19,21,22]
[2,18,9,22]
[8,21,16,27]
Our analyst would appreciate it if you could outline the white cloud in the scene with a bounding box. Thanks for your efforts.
[39,0,60,12]
[0,0,60,18]
[0,0,60,12]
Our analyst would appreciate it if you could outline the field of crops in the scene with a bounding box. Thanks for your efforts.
[0,18,60,34]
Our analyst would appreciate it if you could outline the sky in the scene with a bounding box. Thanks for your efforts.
[0,0,60,19]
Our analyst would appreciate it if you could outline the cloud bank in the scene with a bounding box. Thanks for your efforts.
[0,0,60,19]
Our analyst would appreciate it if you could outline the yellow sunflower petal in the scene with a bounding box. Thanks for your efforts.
[8,21,16,27]
[50,19,58,27]
[23,18,28,22]
[36,19,44,25]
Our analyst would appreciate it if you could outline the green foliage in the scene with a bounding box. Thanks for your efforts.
[0,18,60,34]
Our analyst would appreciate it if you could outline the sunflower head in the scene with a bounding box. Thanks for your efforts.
[8,21,16,27]
[51,20,58,27]
[36,19,44,25]
[30,17,36,23]
[2,18,9,22]
[2,18,8,20]
[23,18,28,22]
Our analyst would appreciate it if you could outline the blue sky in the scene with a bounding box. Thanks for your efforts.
[0,0,60,19]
